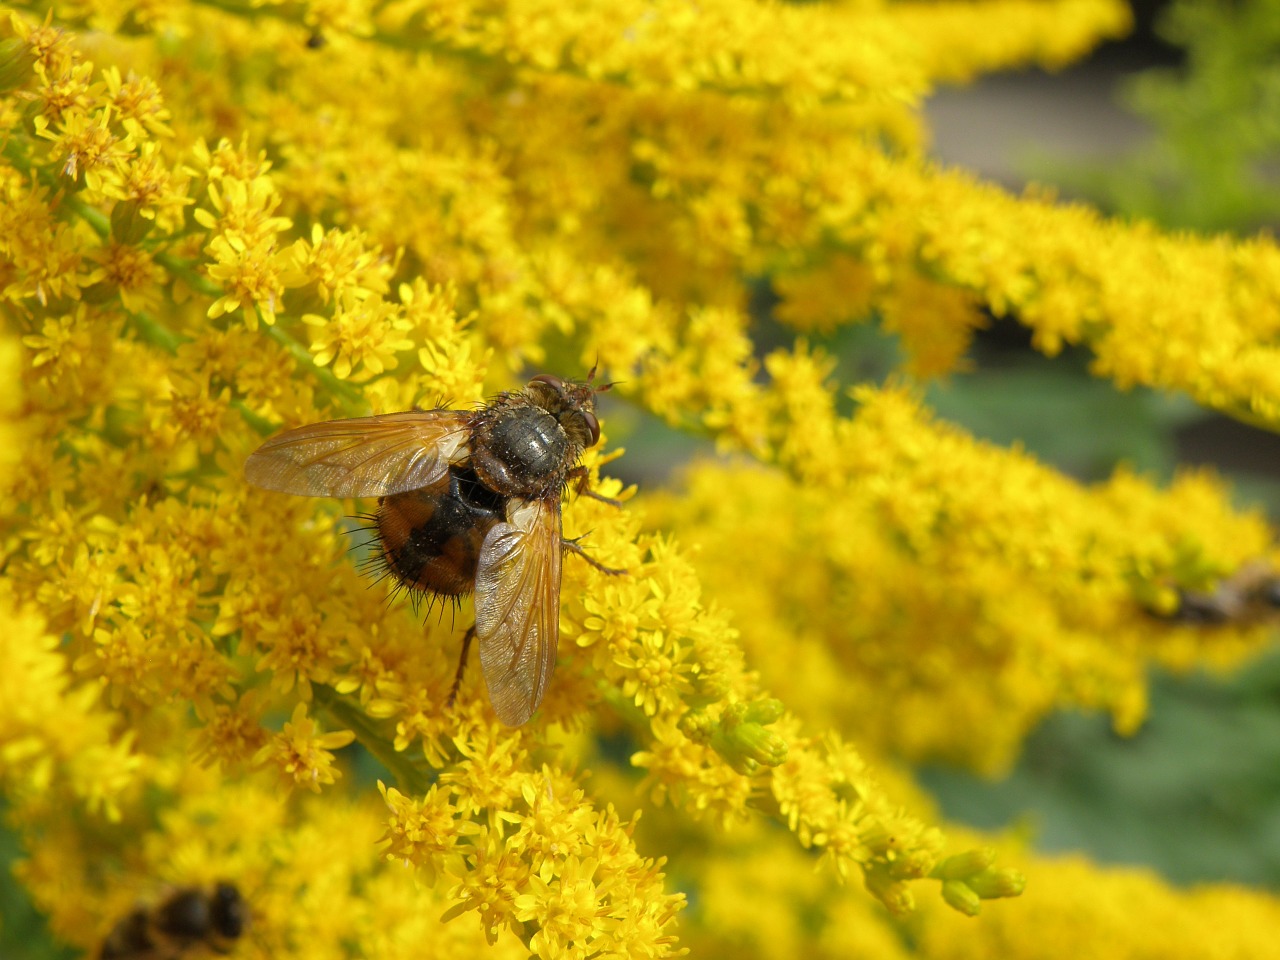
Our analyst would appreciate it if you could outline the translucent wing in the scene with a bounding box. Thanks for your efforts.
[244,411,472,498]
[474,498,562,726]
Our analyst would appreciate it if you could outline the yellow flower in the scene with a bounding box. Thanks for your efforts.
[513,856,606,960]
[443,841,532,946]
[204,233,290,326]
[613,629,693,716]
[252,702,356,792]
[102,65,172,138]
[0,175,93,306]
[6,3,1280,957]
[378,781,480,882]
[303,293,413,380]
[291,223,393,305]
[0,584,140,819]
[191,692,270,771]
[87,241,165,312]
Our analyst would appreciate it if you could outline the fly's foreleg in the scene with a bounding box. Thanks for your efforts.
[567,465,623,507]
[562,537,627,576]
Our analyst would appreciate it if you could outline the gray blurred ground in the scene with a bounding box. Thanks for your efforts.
[926,67,1148,188]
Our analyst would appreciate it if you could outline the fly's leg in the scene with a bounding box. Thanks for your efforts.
[447,625,476,707]
[564,466,626,572]
[567,465,623,507]
[562,537,626,576]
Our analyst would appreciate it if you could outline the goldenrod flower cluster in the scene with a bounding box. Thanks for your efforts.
[1,0,1277,957]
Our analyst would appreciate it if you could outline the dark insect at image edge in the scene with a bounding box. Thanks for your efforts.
[98,883,246,960]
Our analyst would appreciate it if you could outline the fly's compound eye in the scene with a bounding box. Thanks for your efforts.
[582,409,600,447]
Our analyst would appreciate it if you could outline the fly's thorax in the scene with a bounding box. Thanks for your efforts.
[471,395,581,499]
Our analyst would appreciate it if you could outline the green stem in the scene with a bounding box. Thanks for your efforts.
[233,399,276,437]
[154,250,221,297]
[313,684,434,795]
[262,322,367,412]
[62,191,110,238]
[596,675,650,728]
[131,311,187,353]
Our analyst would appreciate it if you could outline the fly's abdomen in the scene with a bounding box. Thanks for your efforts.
[376,468,504,596]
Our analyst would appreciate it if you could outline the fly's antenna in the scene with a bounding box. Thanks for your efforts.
[586,356,620,394]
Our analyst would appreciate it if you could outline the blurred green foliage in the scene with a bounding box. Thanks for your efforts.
[0,800,73,960]
[919,651,1280,887]
[1049,0,1280,231]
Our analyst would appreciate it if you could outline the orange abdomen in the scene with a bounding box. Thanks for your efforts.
[376,468,505,596]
